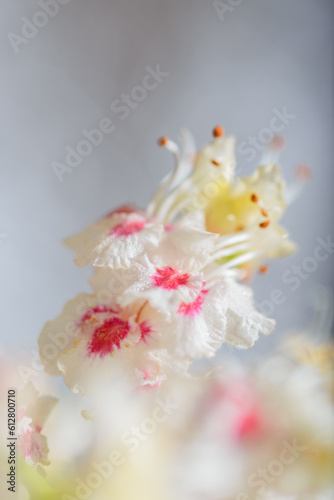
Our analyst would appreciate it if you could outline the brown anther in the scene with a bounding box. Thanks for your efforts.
[212,125,224,138]
[259,265,268,274]
[157,136,169,147]
[211,159,221,167]
[259,220,271,228]
[251,193,259,203]
[261,208,269,217]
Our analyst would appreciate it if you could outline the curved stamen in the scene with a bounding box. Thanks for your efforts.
[259,134,285,165]
[155,174,196,223]
[146,137,181,217]
[285,164,311,205]
[216,232,251,249]
[219,250,259,270]
[212,242,252,261]
[205,251,260,280]
[148,134,195,220]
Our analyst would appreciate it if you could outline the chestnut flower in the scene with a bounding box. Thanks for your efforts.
[39,292,192,394]
[39,126,300,393]
[39,223,274,394]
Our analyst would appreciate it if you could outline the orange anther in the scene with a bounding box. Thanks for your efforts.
[212,125,224,138]
[259,220,271,228]
[211,159,221,167]
[157,136,169,147]
[251,193,259,203]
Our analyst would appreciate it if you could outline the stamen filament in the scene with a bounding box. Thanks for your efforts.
[212,242,251,261]
[216,232,251,249]
[221,250,259,269]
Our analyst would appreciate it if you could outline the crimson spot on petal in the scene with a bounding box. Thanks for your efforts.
[80,305,118,324]
[109,220,146,238]
[87,317,130,358]
[178,288,208,317]
[152,266,191,290]
[139,320,154,343]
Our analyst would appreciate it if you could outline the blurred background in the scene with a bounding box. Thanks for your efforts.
[0,0,333,354]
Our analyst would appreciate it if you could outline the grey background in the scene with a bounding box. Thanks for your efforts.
[1,0,333,353]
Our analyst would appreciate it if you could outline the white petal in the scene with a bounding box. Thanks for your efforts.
[120,265,203,315]
[75,217,164,269]
[165,282,228,359]
[224,278,275,348]
[38,293,100,375]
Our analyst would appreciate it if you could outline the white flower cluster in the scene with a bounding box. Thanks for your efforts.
[38,126,305,395]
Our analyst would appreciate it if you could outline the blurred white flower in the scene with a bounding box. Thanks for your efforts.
[18,382,57,475]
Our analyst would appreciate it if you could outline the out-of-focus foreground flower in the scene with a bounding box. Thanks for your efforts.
[11,320,334,500]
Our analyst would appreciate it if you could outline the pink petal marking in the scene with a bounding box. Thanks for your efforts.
[87,317,130,358]
[152,266,191,290]
[139,320,154,343]
[80,305,119,324]
[108,220,146,237]
[19,429,43,460]
[209,381,268,441]
[178,287,209,317]
[105,205,138,218]
[236,408,264,440]
[139,373,161,391]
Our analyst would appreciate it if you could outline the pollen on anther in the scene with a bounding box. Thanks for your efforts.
[211,159,221,167]
[158,136,169,147]
[261,208,269,218]
[212,125,224,138]
[251,193,259,203]
[259,220,271,228]
[259,265,268,274]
